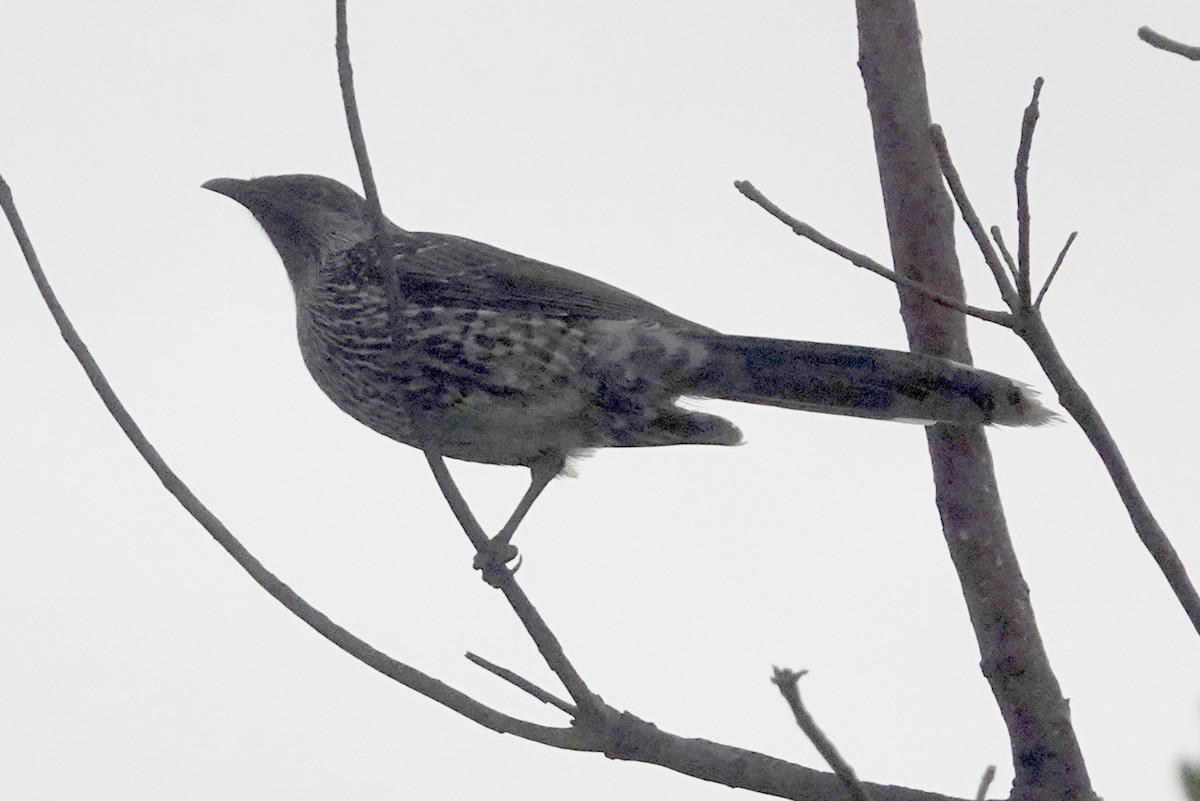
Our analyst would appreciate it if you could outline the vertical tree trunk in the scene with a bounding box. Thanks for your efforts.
[854,2,1095,799]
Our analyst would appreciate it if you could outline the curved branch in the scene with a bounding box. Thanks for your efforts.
[0,173,575,748]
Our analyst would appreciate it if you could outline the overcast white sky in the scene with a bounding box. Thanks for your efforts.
[3,3,1199,800]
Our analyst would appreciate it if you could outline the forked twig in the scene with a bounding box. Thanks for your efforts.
[931,81,1200,636]
[422,453,603,718]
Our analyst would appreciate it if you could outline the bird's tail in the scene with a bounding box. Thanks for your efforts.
[689,335,1054,427]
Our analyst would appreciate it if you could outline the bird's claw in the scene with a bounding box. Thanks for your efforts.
[473,538,520,587]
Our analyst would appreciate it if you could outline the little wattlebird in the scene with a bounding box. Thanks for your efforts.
[203,174,1052,569]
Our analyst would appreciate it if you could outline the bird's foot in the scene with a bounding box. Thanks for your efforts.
[473,538,521,588]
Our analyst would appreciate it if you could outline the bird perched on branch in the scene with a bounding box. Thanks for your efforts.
[203,174,1052,558]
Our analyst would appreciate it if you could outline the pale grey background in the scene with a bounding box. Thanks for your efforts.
[2,3,1197,799]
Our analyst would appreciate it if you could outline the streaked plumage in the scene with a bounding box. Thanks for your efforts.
[204,174,1052,545]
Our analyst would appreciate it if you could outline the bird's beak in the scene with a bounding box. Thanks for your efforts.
[201,177,249,199]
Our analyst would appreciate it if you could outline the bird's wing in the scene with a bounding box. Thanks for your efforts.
[353,232,714,331]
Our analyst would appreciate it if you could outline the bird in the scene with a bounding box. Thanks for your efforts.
[203,173,1052,562]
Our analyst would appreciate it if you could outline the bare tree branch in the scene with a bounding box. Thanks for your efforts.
[466,652,577,714]
[928,126,1022,311]
[973,765,996,801]
[989,226,1019,284]
[423,452,603,718]
[336,0,384,231]
[1014,77,1043,306]
[856,4,1095,797]
[772,668,874,801]
[1033,231,1077,309]
[1018,313,1200,634]
[931,82,1200,637]
[332,3,609,717]
[1139,26,1200,60]
[734,180,1013,327]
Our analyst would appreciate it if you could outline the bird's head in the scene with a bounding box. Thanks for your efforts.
[203,174,395,286]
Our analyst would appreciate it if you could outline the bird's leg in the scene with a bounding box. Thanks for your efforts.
[472,455,562,580]
[495,456,562,547]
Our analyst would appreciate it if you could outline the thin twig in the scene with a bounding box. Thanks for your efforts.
[1017,313,1200,634]
[1015,78,1044,306]
[735,180,1013,327]
[974,765,996,801]
[1033,231,1077,309]
[335,0,384,232]
[423,452,603,718]
[334,1,603,723]
[771,668,874,801]
[466,652,577,714]
[1138,26,1200,60]
[493,571,604,719]
[989,226,1019,284]
[929,126,1022,312]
